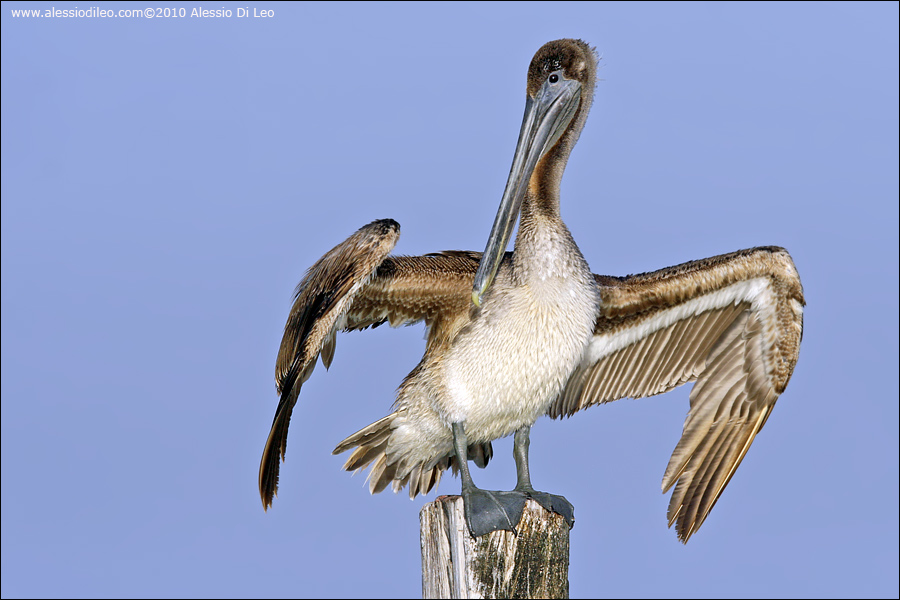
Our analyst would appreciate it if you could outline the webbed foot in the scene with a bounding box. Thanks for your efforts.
[521,489,575,528]
[462,488,528,537]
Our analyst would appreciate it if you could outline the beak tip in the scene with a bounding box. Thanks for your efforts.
[471,290,482,307]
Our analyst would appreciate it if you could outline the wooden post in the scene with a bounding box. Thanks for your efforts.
[420,496,570,599]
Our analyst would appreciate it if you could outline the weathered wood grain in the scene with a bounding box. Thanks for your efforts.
[421,496,570,599]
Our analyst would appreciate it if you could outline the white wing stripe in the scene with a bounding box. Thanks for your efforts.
[587,277,772,364]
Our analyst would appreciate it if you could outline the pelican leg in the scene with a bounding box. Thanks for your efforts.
[512,425,575,528]
[453,422,526,537]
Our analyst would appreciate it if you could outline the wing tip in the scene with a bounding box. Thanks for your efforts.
[367,218,400,235]
[259,448,282,512]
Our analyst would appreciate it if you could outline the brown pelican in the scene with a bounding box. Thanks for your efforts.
[259,39,804,543]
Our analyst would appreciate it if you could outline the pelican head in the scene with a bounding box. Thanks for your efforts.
[472,39,598,306]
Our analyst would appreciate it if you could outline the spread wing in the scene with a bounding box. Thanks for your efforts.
[549,246,805,542]
[259,219,481,508]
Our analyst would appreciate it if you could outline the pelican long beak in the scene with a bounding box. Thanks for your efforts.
[472,76,582,306]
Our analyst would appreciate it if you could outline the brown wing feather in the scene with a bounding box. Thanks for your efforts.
[344,250,483,345]
[260,220,483,509]
[549,246,804,542]
[261,219,401,509]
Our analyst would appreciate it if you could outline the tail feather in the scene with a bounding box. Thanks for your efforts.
[333,414,394,455]
[343,444,385,472]
[333,412,492,500]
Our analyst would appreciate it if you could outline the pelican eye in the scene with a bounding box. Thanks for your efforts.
[549,73,559,84]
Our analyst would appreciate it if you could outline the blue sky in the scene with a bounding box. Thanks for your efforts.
[2,2,898,598]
